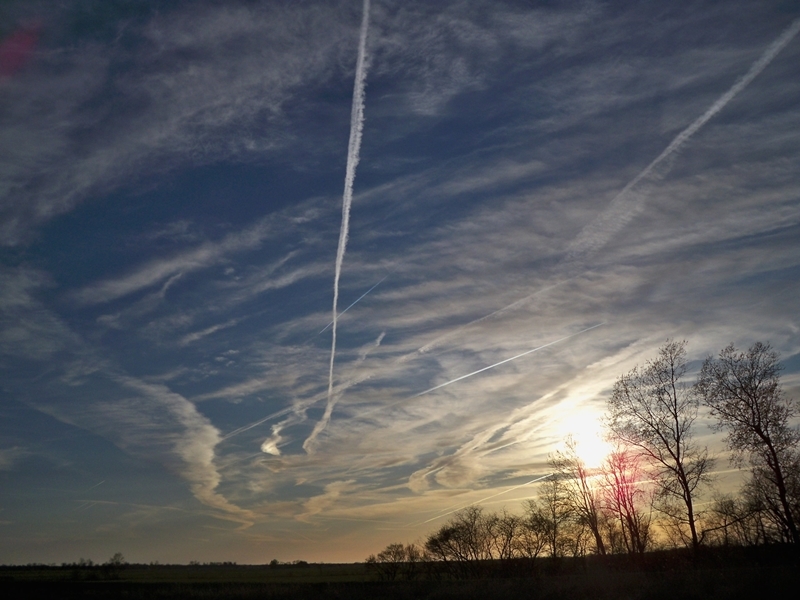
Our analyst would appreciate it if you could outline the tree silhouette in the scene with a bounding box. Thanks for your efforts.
[606,340,713,549]
[550,436,607,555]
[697,342,800,544]
[601,446,652,553]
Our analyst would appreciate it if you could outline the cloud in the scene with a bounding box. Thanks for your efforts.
[178,318,243,347]
[565,17,800,265]
[0,267,79,360]
[260,423,286,457]
[71,218,282,305]
[33,371,258,525]
[369,1,596,117]
[0,1,360,244]
[0,267,253,524]
[2,1,800,561]
[299,479,358,522]
[0,447,27,471]
[109,377,256,526]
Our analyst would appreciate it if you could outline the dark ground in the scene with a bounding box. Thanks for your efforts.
[2,546,798,599]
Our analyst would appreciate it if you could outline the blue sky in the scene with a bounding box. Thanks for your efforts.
[1,0,800,564]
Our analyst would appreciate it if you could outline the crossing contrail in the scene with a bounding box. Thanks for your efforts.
[412,323,605,398]
[305,330,384,452]
[218,323,601,444]
[214,20,799,457]
[220,406,295,441]
[320,276,386,334]
[324,0,371,451]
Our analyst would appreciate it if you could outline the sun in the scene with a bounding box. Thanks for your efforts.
[557,411,611,469]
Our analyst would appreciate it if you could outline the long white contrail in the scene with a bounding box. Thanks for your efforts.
[419,19,800,346]
[323,0,371,449]
[320,276,385,334]
[412,323,605,398]
[220,21,799,448]
[565,17,800,261]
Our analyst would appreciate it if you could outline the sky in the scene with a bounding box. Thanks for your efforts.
[1,0,800,565]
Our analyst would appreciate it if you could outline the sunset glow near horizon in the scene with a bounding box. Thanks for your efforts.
[1,0,799,565]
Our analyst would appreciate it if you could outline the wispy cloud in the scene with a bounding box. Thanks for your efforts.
[0,267,78,360]
[178,318,243,347]
[71,219,281,305]
[0,447,27,471]
[0,2,358,245]
[106,376,255,525]
[565,17,800,264]
[0,269,253,524]
[2,0,800,563]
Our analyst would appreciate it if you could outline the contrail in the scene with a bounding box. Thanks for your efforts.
[412,323,605,398]
[324,0,371,451]
[306,330,384,452]
[416,278,574,355]
[217,323,599,443]
[419,19,800,347]
[220,406,296,441]
[215,19,799,448]
[320,276,386,334]
[566,17,800,261]
[220,323,603,444]
[419,473,553,525]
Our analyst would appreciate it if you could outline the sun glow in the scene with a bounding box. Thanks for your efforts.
[557,411,611,469]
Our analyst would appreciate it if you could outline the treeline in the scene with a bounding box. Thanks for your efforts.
[367,341,800,580]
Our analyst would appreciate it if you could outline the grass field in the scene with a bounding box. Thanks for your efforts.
[2,546,799,599]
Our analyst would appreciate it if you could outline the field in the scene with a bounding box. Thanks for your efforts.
[2,546,799,599]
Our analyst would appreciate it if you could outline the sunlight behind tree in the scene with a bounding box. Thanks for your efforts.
[556,411,612,469]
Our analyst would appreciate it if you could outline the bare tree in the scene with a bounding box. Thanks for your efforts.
[102,552,127,579]
[696,342,800,544]
[366,544,404,581]
[366,543,423,581]
[741,472,796,544]
[550,436,607,555]
[403,543,422,580]
[491,510,523,561]
[606,340,713,549]
[424,506,494,578]
[600,446,652,554]
[518,500,550,559]
[533,474,581,557]
[702,493,769,547]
